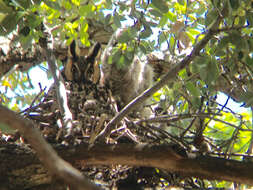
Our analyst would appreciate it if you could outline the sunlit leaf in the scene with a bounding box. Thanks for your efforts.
[79,4,95,17]
[71,0,80,6]
[167,11,176,22]
[178,68,187,79]
[62,0,72,9]
[2,80,12,88]
[43,0,61,10]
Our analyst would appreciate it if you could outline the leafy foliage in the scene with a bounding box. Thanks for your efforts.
[1,0,253,189]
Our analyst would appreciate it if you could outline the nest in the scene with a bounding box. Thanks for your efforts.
[15,50,199,188]
[20,77,197,189]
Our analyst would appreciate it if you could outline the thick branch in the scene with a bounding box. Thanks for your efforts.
[1,141,253,186]
[67,143,253,185]
[0,105,101,190]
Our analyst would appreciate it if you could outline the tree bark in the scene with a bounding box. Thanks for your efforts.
[1,142,253,189]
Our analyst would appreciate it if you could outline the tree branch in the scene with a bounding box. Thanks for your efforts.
[67,143,253,186]
[0,105,101,190]
[39,24,75,136]
[2,139,253,186]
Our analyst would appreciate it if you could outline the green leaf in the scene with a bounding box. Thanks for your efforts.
[111,48,122,65]
[178,68,187,79]
[158,32,166,46]
[12,0,32,9]
[229,32,248,50]
[117,55,126,68]
[125,50,134,62]
[0,13,20,35]
[118,2,127,11]
[186,82,201,97]
[0,13,6,23]
[118,31,131,43]
[71,0,80,6]
[149,9,163,17]
[152,0,168,13]
[193,56,208,71]
[169,35,175,52]
[104,0,112,9]
[229,0,239,10]
[43,0,61,10]
[139,44,146,54]
[0,0,12,13]
[218,36,230,49]
[158,11,176,27]
[79,4,94,17]
[166,11,176,22]
[139,26,152,39]
[104,14,111,25]
[246,11,253,26]
[187,28,200,36]
[27,14,41,28]
[153,91,162,101]
[159,14,168,27]
[205,9,218,28]
[194,56,215,85]
[113,14,121,28]
[202,60,219,85]
[245,56,253,69]
[63,0,72,10]
[80,31,90,46]
[178,0,185,5]
[192,97,201,109]
[139,40,152,54]
[215,49,226,56]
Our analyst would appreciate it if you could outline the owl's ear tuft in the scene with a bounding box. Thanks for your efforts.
[68,40,80,61]
[86,42,101,63]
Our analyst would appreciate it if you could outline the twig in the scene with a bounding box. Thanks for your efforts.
[211,117,252,131]
[180,117,196,138]
[135,112,221,125]
[19,84,47,114]
[144,124,190,149]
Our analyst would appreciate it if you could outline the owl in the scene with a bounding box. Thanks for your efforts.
[100,28,153,111]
